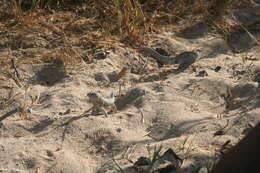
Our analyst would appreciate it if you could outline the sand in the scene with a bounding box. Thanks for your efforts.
[1,4,260,173]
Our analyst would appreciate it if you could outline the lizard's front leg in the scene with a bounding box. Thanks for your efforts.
[91,106,100,116]
[100,107,108,117]
[111,104,117,113]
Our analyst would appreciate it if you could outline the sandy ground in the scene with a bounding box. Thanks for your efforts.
[1,4,260,173]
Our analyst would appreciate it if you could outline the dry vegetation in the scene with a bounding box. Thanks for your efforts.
[1,0,260,172]
[0,0,257,66]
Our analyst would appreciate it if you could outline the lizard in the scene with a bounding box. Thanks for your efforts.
[137,46,202,69]
[87,91,117,117]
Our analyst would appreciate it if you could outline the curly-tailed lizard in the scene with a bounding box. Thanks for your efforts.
[137,46,202,68]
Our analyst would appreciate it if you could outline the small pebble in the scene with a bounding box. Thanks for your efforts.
[196,70,208,77]
[214,66,221,72]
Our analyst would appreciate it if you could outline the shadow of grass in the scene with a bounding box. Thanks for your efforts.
[116,87,147,110]
[29,59,67,86]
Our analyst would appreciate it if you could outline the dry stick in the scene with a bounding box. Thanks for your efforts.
[122,145,131,159]
[181,136,189,152]
[125,144,136,160]
[30,90,41,106]
[122,144,135,159]
[12,74,23,87]
[8,48,20,79]
[118,82,123,98]
[5,72,23,88]
[117,67,128,81]
[112,151,126,173]
[0,108,20,122]
[116,67,129,98]
[183,137,195,159]
[2,92,20,109]
[20,86,30,119]
[138,108,145,123]
[143,130,152,137]
[11,58,20,79]
[80,106,94,116]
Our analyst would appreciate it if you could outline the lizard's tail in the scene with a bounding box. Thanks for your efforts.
[138,46,178,64]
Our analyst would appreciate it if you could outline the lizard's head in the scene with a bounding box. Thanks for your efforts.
[137,47,156,57]
[194,49,202,56]
[110,92,117,99]
[137,47,148,53]
[87,92,98,99]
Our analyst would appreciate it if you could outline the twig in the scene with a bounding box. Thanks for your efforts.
[181,136,190,151]
[19,86,30,119]
[138,108,145,123]
[125,144,136,160]
[30,89,41,106]
[4,72,23,88]
[143,130,152,137]
[8,48,20,79]
[118,82,122,97]
[11,59,20,79]
[0,108,20,122]
[80,106,94,116]
[122,145,131,159]
[112,151,126,173]
[116,67,128,81]
[122,144,136,160]
[0,90,20,110]
[147,145,163,172]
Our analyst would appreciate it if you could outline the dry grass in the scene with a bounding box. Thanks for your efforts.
[2,0,252,43]
[0,0,256,66]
